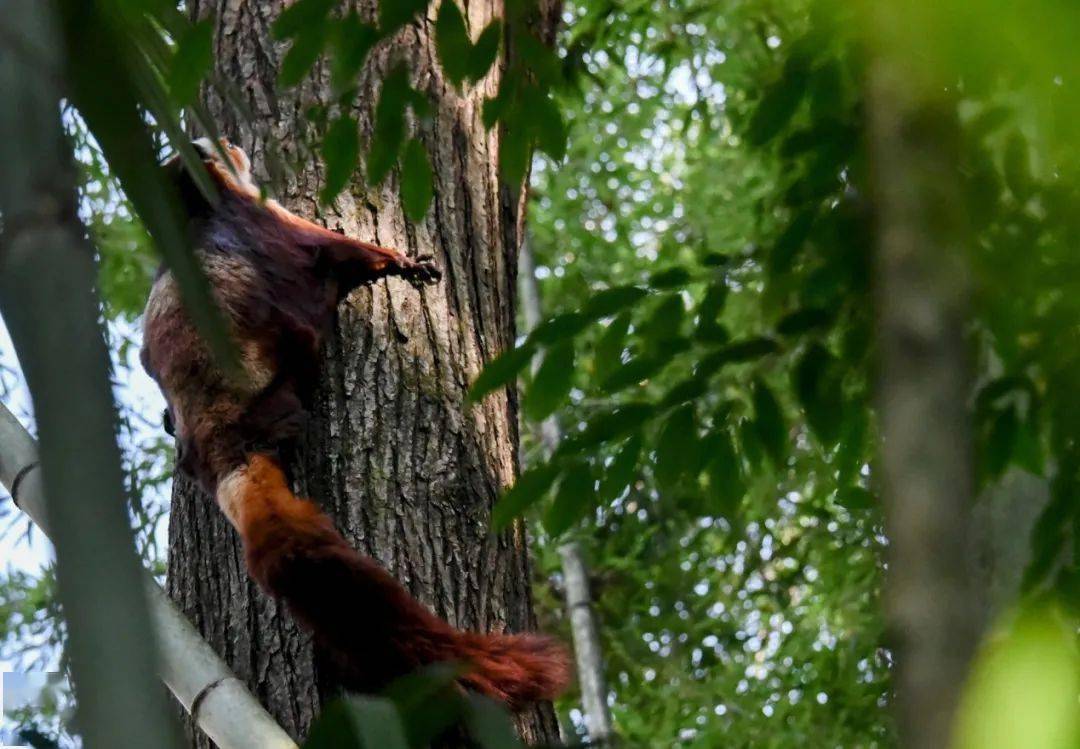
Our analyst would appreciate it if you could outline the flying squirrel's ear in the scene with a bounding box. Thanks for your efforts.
[158,145,219,216]
[160,139,205,176]
[192,137,216,158]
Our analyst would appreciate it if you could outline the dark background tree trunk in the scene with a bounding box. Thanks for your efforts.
[867,25,984,749]
[165,2,560,745]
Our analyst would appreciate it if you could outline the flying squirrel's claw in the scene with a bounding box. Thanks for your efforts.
[402,254,442,286]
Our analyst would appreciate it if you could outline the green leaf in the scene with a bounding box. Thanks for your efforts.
[703,430,745,516]
[718,336,780,362]
[792,343,844,446]
[654,405,700,492]
[557,403,656,454]
[435,0,471,85]
[464,695,523,749]
[835,404,868,484]
[1022,462,1076,592]
[599,354,667,393]
[638,294,685,344]
[383,662,463,711]
[835,486,875,511]
[752,378,786,467]
[168,19,213,106]
[491,464,560,530]
[468,342,536,402]
[954,606,1080,749]
[981,406,1020,481]
[279,23,329,88]
[1003,132,1031,198]
[527,312,590,345]
[516,32,561,85]
[974,375,1033,414]
[739,418,764,469]
[367,64,411,185]
[482,85,508,129]
[434,7,499,87]
[125,43,220,204]
[379,0,428,34]
[531,88,567,161]
[699,337,780,375]
[660,375,708,408]
[968,105,1013,139]
[769,209,815,277]
[594,311,631,383]
[1013,415,1045,476]
[468,21,502,81]
[273,0,336,39]
[382,664,462,725]
[331,14,379,93]
[746,64,809,146]
[525,342,575,421]
[777,306,834,337]
[303,697,409,749]
[302,699,363,748]
[400,138,434,221]
[499,104,531,184]
[383,664,466,746]
[695,281,729,342]
[648,267,692,289]
[600,435,642,501]
[320,115,360,205]
[405,87,432,120]
[55,4,240,375]
[582,285,648,320]
[545,461,594,537]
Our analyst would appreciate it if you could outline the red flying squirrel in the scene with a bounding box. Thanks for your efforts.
[141,137,570,708]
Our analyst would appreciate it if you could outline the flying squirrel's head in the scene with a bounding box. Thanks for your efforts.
[191,137,260,198]
[162,137,261,201]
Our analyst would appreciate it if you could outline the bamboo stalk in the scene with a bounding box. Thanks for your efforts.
[519,238,615,744]
[0,401,298,749]
[0,2,181,746]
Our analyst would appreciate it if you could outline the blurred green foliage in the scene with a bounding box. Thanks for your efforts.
[954,605,1080,749]
[508,0,1080,745]
[302,665,529,749]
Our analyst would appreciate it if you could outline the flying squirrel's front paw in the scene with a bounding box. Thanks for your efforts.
[401,254,442,286]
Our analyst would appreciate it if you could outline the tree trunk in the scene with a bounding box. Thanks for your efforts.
[165,2,560,745]
[866,19,984,749]
[519,239,613,743]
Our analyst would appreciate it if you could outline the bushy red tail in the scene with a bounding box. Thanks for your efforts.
[214,454,571,708]
[454,631,572,706]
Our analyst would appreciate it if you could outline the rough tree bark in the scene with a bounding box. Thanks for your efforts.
[165,1,561,745]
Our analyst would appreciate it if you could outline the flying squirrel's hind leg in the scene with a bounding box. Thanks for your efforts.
[242,382,310,447]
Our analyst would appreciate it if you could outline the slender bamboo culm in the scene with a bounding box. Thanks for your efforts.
[0,401,298,749]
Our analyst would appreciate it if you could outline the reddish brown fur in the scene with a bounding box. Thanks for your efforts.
[141,140,570,708]
[232,455,571,707]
